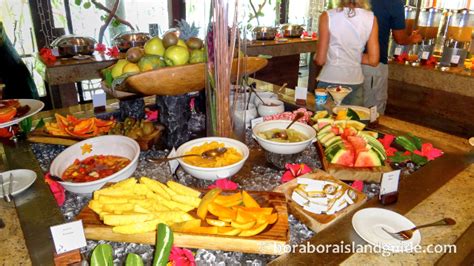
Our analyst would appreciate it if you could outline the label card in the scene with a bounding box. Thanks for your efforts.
[251,117,264,128]
[394,47,402,55]
[379,170,401,200]
[295,86,308,105]
[168,148,179,174]
[92,92,106,108]
[50,220,87,254]
[421,51,430,60]
[450,55,460,64]
[369,106,378,122]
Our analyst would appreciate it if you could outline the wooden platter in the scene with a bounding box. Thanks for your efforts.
[274,170,366,233]
[76,190,289,255]
[27,128,80,146]
[315,141,392,183]
[109,57,268,97]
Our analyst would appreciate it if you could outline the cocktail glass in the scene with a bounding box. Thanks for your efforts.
[326,85,352,106]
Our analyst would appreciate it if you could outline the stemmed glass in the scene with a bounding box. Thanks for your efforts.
[326,85,352,106]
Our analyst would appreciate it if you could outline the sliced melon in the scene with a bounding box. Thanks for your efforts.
[317,118,334,130]
[325,143,345,161]
[324,136,342,148]
[358,132,386,157]
[318,124,333,135]
[361,130,379,138]
[354,149,382,167]
[320,132,336,146]
[330,149,355,167]
[333,120,346,128]
[346,120,366,131]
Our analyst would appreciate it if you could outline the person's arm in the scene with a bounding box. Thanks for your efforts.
[392,29,422,45]
[314,12,329,66]
[362,17,380,67]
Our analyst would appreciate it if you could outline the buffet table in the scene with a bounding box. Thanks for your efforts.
[0,80,473,265]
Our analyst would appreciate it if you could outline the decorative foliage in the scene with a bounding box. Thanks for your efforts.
[176,19,200,41]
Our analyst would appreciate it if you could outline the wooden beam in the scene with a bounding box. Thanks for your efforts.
[279,0,289,24]
[28,0,57,48]
[169,0,186,27]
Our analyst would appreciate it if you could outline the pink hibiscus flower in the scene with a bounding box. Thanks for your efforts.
[208,179,238,190]
[413,143,443,161]
[169,246,195,266]
[281,163,312,183]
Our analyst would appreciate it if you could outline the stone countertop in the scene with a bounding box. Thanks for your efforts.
[388,63,474,97]
[0,201,31,265]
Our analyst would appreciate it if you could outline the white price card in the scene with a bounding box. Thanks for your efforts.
[295,86,308,102]
[168,148,179,174]
[450,55,460,64]
[379,170,401,200]
[422,51,430,60]
[251,117,264,128]
[50,220,87,254]
[92,92,106,108]
[369,105,378,122]
[394,47,402,55]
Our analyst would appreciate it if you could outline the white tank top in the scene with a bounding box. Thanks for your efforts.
[317,8,374,85]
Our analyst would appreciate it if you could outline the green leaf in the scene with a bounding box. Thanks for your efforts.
[411,153,428,166]
[347,108,360,120]
[19,117,33,133]
[35,118,45,129]
[83,2,91,9]
[103,68,113,88]
[111,18,121,27]
[125,253,144,266]
[74,0,82,6]
[408,133,423,150]
[389,151,411,163]
[91,244,113,266]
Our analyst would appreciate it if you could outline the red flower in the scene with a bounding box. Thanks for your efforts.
[95,43,107,53]
[168,246,195,266]
[351,180,363,192]
[106,46,120,57]
[145,109,158,122]
[425,55,437,67]
[395,52,409,63]
[39,47,57,63]
[44,173,65,206]
[208,179,238,190]
[378,134,397,156]
[302,31,309,37]
[413,143,443,161]
[281,163,312,183]
[311,32,317,39]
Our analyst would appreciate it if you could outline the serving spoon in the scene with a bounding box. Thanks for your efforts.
[272,112,304,140]
[147,147,228,163]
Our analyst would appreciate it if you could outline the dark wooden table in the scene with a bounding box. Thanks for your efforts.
[39,53,117,109]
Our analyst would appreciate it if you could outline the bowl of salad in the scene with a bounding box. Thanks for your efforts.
[50,135,140,194]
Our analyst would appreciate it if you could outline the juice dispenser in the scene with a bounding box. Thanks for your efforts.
[416,7,442,64]
[440,9,473,67]
[389,6,417,59]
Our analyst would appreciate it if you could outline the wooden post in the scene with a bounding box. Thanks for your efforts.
[169,0,186,27]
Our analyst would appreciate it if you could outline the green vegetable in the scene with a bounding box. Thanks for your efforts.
[408,133,423,150]
[153,223,174,266]
[125,253,144,266]
[35,118,45,129]
[389,151,411,163]
[411,153,428,166]
[91,244,113,266]
[395,136,417,152]
[347,108,360,120]
[19,117,33,133]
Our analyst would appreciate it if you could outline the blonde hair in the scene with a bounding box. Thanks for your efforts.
[337,0,371,17]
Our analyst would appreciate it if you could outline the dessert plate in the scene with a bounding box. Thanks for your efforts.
[352,208,421,252]
[0,99,45,128]
[0,169,37,197]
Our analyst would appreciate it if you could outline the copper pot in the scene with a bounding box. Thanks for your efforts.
[51,35,97,57]
[280,24,305,38]
[253,26,278,40]
[113,31,151,52]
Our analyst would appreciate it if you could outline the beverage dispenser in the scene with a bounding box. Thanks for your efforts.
[389,6,417,59]
[416,7,442,64]
[440,9,473,67]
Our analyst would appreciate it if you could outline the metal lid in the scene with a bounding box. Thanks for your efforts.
[51,34,97,47]
[113,31,151,43]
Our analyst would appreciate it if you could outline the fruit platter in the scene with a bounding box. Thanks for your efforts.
[274,171,366,232]
[77,177,289,255]
[28,114,163,150]
[102,31,268,98]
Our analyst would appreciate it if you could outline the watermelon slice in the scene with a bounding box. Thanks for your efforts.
[347,135,369,153]
[317,118,334,130]
[354,149,382,167]
[331,149,355,167]
[346,120,366,131]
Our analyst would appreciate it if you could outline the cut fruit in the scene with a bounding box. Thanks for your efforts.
[186,226,219,235]
[266,213,278,224]
[319,132,336,146]
[242,191,260,208]
[208,202,236,219]
[317,118,334,130]
[217,227,241,236]
[231,220,256,230]
[239,222,269,237]
[318,124,332,135]
[313,110,329,120]
[354,149,382,167]
[346,120,366,131]
[324,136,342,148]
[330,149,355,167]
[170,219,201,233]
[214,192,242,204]
[206,218,229,227]
[235,208,257,223]
[347,135,369,153]
[197,188,222,219]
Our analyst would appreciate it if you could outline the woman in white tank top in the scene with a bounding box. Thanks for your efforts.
[314,0,379,106]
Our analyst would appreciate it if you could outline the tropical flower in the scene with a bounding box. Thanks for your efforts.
[95,43,107,53]
[106,46,119,57]
[168,246,195,266]
[413,143,443,161]
[208,178,238,190]
[281,163,312,183]
[44,173,65,206]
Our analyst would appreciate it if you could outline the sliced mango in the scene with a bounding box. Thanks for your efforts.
[208,202,236,220]
[217,227,241,236]
[206,218,229,227]
[242,191,260,208]
[239,222,269,237]
[231,220,256,230]
[171,219,201,233]
[197,188,222,219]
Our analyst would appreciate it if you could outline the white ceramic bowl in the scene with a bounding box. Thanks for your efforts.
[257,99,285,117]
[176,137,249,180]
[254,91,278,106]
[252,120,317,154]
[332,105,379,122]
[233,103,257,129]
[50,135,140,194]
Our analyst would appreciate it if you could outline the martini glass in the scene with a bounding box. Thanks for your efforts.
[326,85,352,106]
